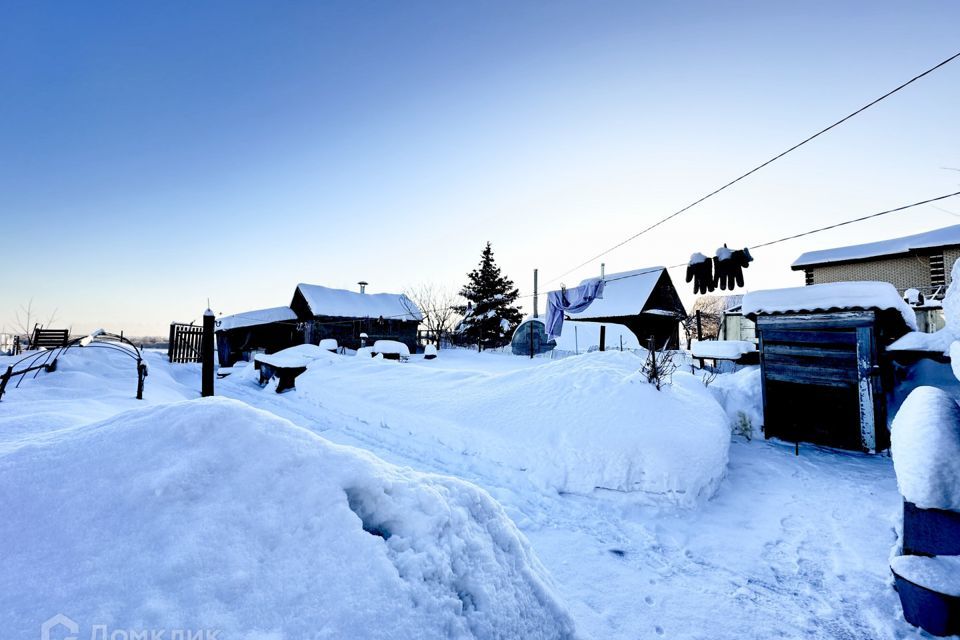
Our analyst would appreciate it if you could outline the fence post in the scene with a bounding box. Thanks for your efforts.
[599,325,606,352]
[168,323,175,362]
[695,310,704,370]
[202,309,215,397]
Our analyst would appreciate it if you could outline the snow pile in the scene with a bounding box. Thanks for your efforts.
[254,343,339,368]
[296,350,730,506]
[319,338,338,351]
[373,340,410,356]
[743,281,917,330]
[890,555,960,597]
[691,340,756,360]
[709,367,764,438]
[425,344,438,358]
[890,386,960,511]
[554,320,639,352]
[0,398,576,639]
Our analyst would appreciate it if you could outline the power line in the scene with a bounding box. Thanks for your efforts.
[547,49,960,284]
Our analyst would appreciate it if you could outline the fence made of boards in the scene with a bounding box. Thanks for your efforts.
[168,322,204,363]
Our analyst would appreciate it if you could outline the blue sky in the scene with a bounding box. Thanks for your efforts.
[2,1,959,334]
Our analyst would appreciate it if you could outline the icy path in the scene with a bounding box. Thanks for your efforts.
[218,374,907,640]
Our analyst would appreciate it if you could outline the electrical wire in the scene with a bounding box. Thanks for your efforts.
[547,50,960,285]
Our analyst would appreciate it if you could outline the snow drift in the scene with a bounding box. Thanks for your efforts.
[295,350,731,506]
[0,398,576,639]
[890,386,960,511]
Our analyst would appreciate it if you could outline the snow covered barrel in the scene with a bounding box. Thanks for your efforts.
[891,386,960,556]
[890,555,960,637]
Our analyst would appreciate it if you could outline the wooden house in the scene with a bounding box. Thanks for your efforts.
[215,306,300,366]
[564,267,686,349]
[290,283,422,353]
[215,283,423,365]
[743,281,916,453]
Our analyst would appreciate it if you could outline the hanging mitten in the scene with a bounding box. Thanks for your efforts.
[713,245,753,290]
[713,245,734,290]
[686,252,715,295]
[729,247,753,288]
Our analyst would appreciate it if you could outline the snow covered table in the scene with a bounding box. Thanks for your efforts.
[254,344,336,392]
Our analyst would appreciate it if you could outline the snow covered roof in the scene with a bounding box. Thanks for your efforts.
[216,306,298,332]
[295,284,423,322]
[792,224,960,269]
[742,282,918,330]
[567,267,672,319]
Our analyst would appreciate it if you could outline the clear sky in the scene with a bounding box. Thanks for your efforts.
[2,1,959,335]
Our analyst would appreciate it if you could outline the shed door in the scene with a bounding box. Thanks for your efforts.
[758,312,882,452]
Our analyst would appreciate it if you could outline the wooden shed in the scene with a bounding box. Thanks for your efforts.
[743,282,916,452]
[291,283,423,353]
[215,306,300,367]
[565,267,687,349]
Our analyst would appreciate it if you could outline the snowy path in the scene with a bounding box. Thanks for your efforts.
[217,372,910,640]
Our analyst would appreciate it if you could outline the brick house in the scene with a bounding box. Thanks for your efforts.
[791,224,960,299]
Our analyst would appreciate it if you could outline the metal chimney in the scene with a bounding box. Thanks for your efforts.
[358,281,368,294]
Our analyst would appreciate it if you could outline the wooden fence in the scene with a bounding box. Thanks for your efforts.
[168,323,204,363]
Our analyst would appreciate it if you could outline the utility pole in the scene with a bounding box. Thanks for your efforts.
[533,269,539,318]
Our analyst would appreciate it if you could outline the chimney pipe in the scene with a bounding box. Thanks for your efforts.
[600,263,605,280]
[358,281,368,294]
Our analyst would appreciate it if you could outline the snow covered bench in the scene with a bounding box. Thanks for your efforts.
[254,344,336,392]
[371,340,410,361]
[690,340,758,369]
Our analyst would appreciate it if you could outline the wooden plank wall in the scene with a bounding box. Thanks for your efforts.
[757,311,880,452]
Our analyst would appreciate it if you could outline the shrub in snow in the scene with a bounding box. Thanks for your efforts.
[891,386,960,511]
[708,367,764,438]
[640,343,677,390]
[0,398,576,639]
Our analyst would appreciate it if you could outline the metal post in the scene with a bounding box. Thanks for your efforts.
[696,310,704,370]
[168,323,175,362]
[202,308,215,397]
[529,320,535,359]
[533,269,539,319]
[599,325,606,352]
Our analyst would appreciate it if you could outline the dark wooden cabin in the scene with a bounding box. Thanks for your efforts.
[744,282,914,453]
[565,267,687,349]
[215,306,300,366]
[290,283,422,353]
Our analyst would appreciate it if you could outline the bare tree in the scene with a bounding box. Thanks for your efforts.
[404,283,462,346]
[12,299,59,338]
[681,295,728,348]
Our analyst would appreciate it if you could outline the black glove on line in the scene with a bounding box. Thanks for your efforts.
[713,246,753,290]
[685,253,715,295]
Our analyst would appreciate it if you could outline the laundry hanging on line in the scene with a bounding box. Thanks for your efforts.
[686,253,715,295]
[713,246,753,291]
[545,278,605,339]
[686,246,754,294]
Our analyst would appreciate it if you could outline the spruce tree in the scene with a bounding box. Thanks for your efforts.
[455,242,523,350]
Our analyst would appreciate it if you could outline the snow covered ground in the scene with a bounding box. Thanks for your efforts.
[0,346,926,639]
